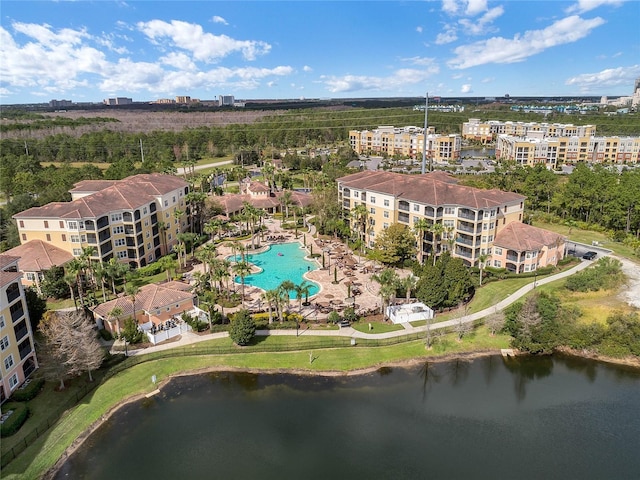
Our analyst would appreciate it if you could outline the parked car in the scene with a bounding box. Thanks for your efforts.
[582,251,597,260]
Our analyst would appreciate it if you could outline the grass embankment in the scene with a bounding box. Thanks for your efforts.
[2,328,509,480]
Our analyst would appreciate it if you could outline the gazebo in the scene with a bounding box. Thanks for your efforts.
[386,302,434,324]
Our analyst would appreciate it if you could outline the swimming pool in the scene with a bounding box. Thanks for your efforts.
[232,242,320,297]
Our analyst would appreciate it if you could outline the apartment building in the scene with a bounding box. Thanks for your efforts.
[1,255,38,402]
[337,170,528,268]
[349,126,461,162]
[462,118,597,144]
[13,174,190,269]
[497,133,640,165]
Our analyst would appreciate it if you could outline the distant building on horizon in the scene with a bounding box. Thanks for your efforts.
[49,99,73,108]
[218,95,234,107]
[103,97,133,106]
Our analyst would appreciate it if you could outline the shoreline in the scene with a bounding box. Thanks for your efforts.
[35,348,640,480]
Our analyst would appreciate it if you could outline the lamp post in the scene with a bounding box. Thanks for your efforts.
[534,270,538,289]
[123,337,128,357]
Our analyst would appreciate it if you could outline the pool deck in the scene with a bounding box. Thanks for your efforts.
[193,218,391,320]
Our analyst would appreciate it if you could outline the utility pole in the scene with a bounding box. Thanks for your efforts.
[139,138,145,164]
[421,92,429,174]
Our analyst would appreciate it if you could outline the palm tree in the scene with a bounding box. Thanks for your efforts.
[430,222,445,265]
[124,283,141,327]
[413,218,430,265]
[262,289,279,324]
[107,306,123,336]
[105,258,129,295]
[478,253,489,286]
[294,280,312,311]
[93,261,109,303]
[204,219,221,242]
[232,261,252,306]
[351,204,368,252]
[157,221,169,255]
[196,243,218,274]
[65,258,86,309]
[278,280,295,317]
[372,269,399,316]
[398,274,418,302]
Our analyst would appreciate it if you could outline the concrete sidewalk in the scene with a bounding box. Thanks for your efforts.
[121,257,597,356]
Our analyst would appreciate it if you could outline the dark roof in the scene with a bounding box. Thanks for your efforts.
[494,222,565,252]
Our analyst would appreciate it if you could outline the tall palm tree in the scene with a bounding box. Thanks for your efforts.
[278,280,295,316]
[262,289,279,324]
[107,306,123,336]
[413,218,430,265]
[398,274,418,302]
[232,261,252,306]
[124,283,141,327]
[204,219,221,242]
[157,221,169,255]
[196,243,218,274]
[294,280,312,311]
[351,204,368,250]
[478,253,489,286]
[65,258,86,309]
[430,222,445,266]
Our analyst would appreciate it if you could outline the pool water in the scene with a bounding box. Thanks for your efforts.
[232,242,320,296]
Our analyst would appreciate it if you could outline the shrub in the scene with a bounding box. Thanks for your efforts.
[229,309,256,346]
[98,328,113,341]
[121,317,145,344]
[9,378,44,402]
[327,311,341,324]
[0,403,29,437]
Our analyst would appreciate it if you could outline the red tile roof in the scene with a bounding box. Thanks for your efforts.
[92,282,194,319]
[338,171,525,208]
[4,240,74,272]
[494,222,565,252]
[14,174,188,219]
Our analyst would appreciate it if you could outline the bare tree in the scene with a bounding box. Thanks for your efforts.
[485,310,505,336]
[455,302,472,341]
[38,311,105,387]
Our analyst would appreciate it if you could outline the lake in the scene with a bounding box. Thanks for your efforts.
[54,355,640,480]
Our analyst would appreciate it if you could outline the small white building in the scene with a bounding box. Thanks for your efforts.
[386,302,434,324]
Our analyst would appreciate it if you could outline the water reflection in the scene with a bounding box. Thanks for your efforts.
[503,355,554,402]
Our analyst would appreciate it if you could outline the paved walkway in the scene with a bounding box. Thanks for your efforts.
[120,252,600,356]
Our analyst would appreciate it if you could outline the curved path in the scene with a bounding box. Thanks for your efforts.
[123,253,602,356]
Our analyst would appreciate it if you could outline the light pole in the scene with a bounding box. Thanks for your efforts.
[123,337,128,357]
[534,270,538,289]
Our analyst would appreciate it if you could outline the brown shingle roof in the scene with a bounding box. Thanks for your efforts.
[338,171,525,208]
[4,240,74,272]
[14,174,188,219]
[494,222,564,252]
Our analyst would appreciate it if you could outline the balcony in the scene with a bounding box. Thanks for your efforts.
[456,236,474,247]
[398,212,410,224]
[18,338,33,361]
[458,210,477,221]
[455,248,473,258]
[398,201,410,212]
[123,212,134,222]
[10,302,24,323]
[6,283,20,303]
[14,320,28,342]
[457,222,476,234]
[343,200,351,208]
[506,254,520,262]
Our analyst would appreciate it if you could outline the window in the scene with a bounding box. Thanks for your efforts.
[22,234,27,241]
[113,226,124,235]
[444,207,455,215]
[0,336,9,351]
[9,373,19,390]
[71,235,81,243]
[493,260,502,267]
[165,212,170,218]
[68,221,78,229]
[384,211,389,218]
[114,238,126,247]
[20,220,24,228]
[46,234,51,242]
[495,247,502,255]
[44,220,49,228]
[354,191,359,198]
[413,204,420,212]
[145,220,149,227]
[146,231,150,238]
[143,207,148,215]
[148,254,153,262]
[369,208,375,215]
[488,235,494,242]
[73,248,82,256]
[168,233,172,241]
[61,234,66,242]
[383,223,389,229]
[116,251,128,259]
[482,236,487,243]
[483,223,488,231]
[147,243,151,250]
[370,196,376,204]
[0,315,4,329]
[111,213,123,222]
[26,272,36,281]
[443,219,455,227]
[164,200,169,207]
[4,354,14,370]
[172,196,176,203]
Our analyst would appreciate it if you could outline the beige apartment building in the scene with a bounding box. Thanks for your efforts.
[497,133,640,165]
[337,171,565,272]
[1,255,38,402]
[13,174,190,269]
[349,126,461,162]
[462,119,597,144]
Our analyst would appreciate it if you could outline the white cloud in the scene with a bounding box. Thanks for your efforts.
[303,65,312,72]
[481,77,494,83]
[566,0,624,14]
[458,6,504,35]
[448,15,606,69]
[320,67,438,93]
[435,25,458,44]
[401,56,438,67]
[212,16,228,25]
[442,0,460,15]
[416,26,423,33]
[137,19,271,62]
[461,83,473,93]
[565,64,640,90]
[159,52,197,71]
[465,0,488,16]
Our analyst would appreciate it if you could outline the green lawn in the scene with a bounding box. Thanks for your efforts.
[2,328,509,480]
[534,220,638,261]
[351,320,405,333]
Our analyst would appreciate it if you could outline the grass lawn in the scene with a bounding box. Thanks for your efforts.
[534,220,639,261]
[351,321,405,333]
[2,328,509,480]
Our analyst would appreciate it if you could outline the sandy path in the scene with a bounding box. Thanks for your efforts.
[618,256,640,309]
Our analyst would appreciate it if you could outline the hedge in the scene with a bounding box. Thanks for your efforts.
[8,378,44,402]
[0,403,29,438]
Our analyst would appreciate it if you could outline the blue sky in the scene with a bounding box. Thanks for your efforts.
[1,0,639,104]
